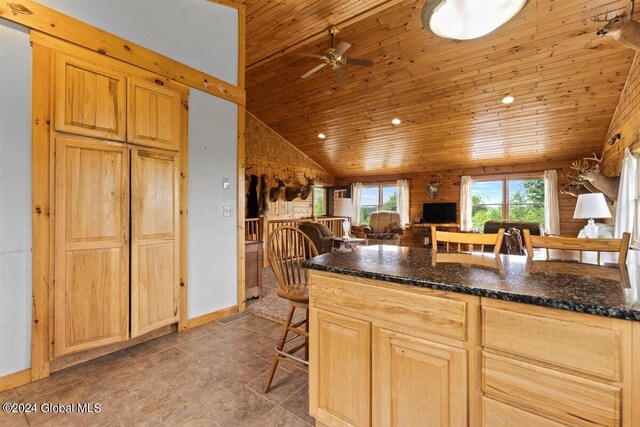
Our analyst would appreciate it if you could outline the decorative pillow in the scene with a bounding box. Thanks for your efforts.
[384,222,399,233]
[315,222,334,237]
[368,233,398,240]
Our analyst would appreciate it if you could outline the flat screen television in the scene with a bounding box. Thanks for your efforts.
[423,202,457,224]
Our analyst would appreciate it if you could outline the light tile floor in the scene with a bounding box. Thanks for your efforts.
[0,313,313,427]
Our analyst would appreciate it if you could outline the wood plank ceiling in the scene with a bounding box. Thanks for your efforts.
[244,0,636,178]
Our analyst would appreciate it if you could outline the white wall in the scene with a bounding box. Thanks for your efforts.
[0,2,238,377]
[0,21,32,377]
[188,91,238,318]
[39,0,238,85]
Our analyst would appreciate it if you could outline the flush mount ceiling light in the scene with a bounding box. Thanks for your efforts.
[421,0,529,40]
[318,133,326,139]
[502,95,515,104]
[391,118,402,125]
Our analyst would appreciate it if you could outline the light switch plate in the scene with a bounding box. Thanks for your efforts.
[223,206,232,217]
[223,178,230,189]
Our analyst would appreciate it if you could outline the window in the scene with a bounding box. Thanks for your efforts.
[471,176,544,232]
[313,187,327,216]
[359,184,398,224]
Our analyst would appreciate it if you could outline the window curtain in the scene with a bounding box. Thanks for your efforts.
[352,182,362,226]
[617,148,637,240]
[460,176,472,231]
[397,179,410,227]
[544,170,560,235]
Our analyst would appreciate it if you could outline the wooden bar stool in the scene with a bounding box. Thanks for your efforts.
[522,229,631,283]
[431,226,505,272]
[264,225,319,393]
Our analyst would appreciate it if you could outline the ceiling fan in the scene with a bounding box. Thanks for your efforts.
[297,26,373,83]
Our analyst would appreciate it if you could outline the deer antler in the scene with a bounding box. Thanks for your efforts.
[583,151,604,164]
[591,7,612,22]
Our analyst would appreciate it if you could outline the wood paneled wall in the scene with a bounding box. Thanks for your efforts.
[245,111,335,218]
[338,161,583,237]
[601,53,640,176]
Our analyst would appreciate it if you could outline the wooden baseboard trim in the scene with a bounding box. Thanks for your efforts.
[50,324,176,373]
[0,369,31,392]
[187,305,238,329]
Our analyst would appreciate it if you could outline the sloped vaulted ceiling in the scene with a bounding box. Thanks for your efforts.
[244,0,636,178]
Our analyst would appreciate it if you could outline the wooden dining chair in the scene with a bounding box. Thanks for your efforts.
[522,229,631,283]
[431,226,505,272]
[264,225,319,393]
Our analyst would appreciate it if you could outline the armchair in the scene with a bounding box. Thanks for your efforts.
[298,221,335,254]
[363,211,403,246]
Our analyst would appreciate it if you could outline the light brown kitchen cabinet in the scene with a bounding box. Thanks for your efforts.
[55,54,127,142]
[128,77,181,150]
[309,271,480,427]
[54,137,130,356]
[50,43,186,358]
[130,149,180,337]
[373,327,467,427]
[310,308,371,427]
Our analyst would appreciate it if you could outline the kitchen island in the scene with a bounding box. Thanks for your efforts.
[304,245,640,427]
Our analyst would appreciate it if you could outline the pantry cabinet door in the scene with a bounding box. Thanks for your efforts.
[130,148,180,337]
[128,78,181,150]
[372,327,467,427]
[54,137,129,356]
[55,54,127,141]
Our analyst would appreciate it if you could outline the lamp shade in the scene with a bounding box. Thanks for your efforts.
[422,0,528,40]
[573,193,611,219]
[334,198,354,218]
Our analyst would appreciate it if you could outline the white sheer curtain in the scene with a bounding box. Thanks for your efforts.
[544,170,560,235]
[617,148,637,239]
[397,179,410,227]
[460,176,472,231]
[352,182,362,226]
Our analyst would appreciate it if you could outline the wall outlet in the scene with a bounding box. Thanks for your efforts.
[223,206,232,217]
[223,178,230,189]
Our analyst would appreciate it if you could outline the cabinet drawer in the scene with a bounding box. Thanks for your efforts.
[482,305,622,381]
[310,272,468,340]
[483,397,567,426]
[483,352,621,427]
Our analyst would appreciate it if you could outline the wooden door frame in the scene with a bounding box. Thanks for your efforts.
[30,35,192,381]
[20,0,245,383]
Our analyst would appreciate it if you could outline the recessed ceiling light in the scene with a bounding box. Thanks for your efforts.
[318,133,326,139]
[502,95,515,104]
[391,118,402,125]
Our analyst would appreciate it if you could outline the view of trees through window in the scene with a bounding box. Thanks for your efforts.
[471,178,544,232]
[313,187,326,216]
[359,185,398,224]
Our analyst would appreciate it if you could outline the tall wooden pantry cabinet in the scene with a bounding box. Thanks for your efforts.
[44,36,187,358]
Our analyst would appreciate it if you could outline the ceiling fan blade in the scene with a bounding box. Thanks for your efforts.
[334,41,352,56]
[333,67,346,84]
[297,52,324,59]
[345,57,374,67]
[301,63,326,79]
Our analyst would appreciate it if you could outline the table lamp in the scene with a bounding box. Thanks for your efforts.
[334,198,354,239]
[573,193,611,238]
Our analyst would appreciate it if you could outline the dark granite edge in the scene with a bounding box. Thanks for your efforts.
[303,262,640,322]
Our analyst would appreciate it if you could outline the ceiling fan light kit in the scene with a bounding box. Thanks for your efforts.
[297,26,374,83]
[422,0,529,40]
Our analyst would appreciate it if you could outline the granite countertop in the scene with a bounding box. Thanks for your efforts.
[303,245,640,321]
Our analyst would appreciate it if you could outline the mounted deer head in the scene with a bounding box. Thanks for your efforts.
[299,173,317,200]
[593,1,640,51]
[559,173,592,198]
[269,175,291,202]
[427,175,442,199]
[573,152,620,202]
[285,178,303,201]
